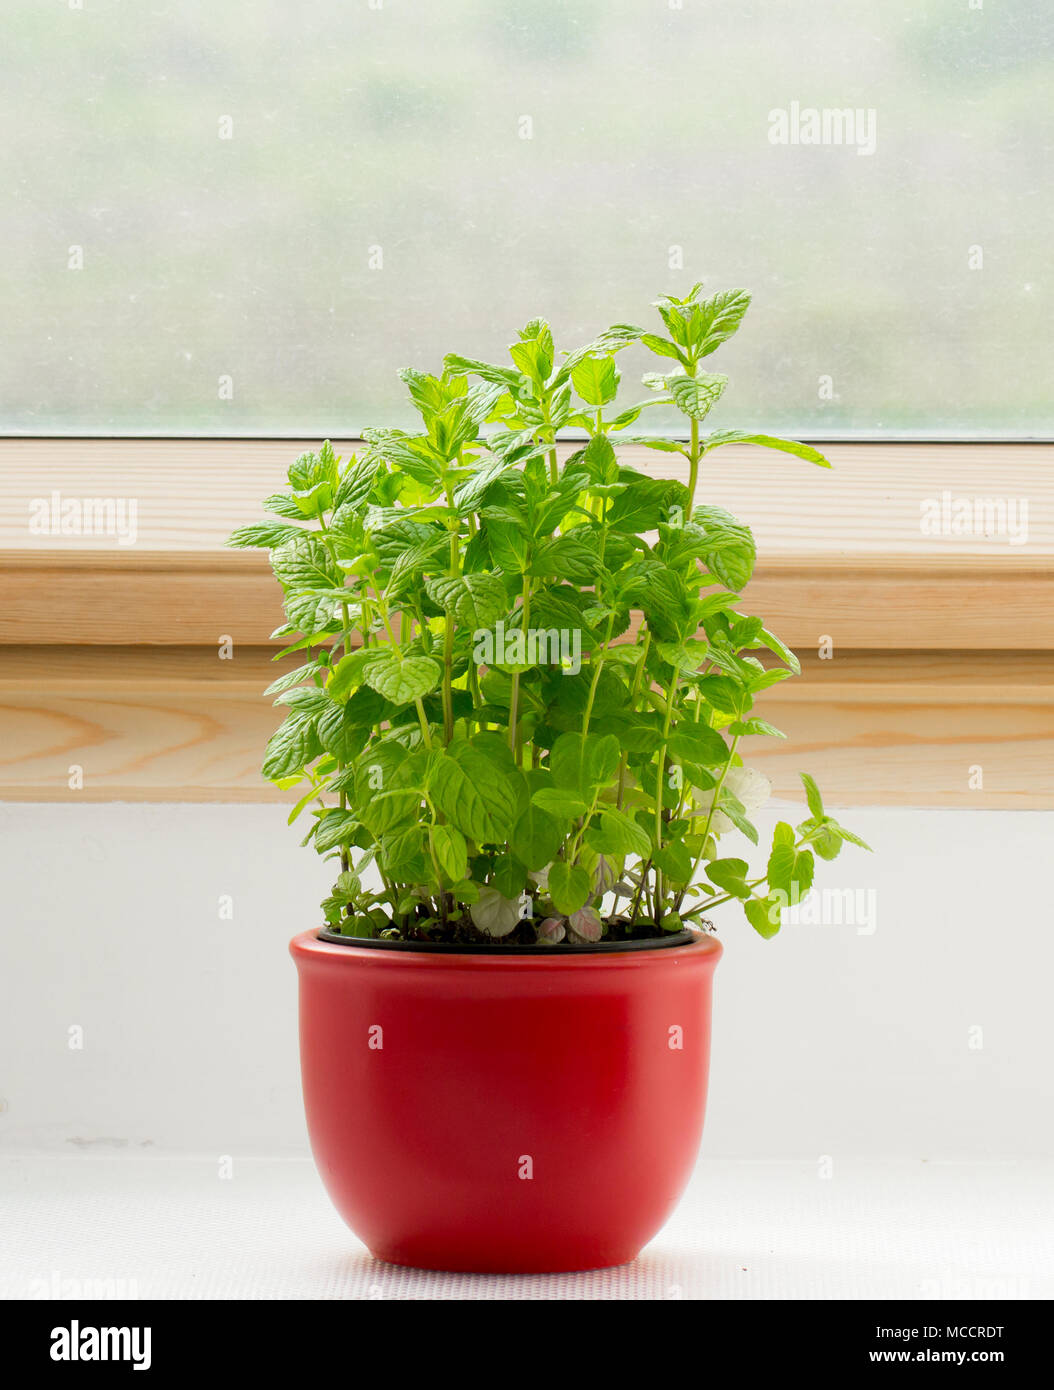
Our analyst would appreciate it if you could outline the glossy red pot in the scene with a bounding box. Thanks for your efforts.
[290,928,722,1273]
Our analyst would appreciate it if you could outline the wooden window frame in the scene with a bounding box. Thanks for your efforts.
[2,438,1051,805]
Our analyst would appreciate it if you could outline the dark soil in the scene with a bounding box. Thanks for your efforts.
[328,913,703,947]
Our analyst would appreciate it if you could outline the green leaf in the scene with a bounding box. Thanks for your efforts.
[691,505,756,592]
[833,822,873,852]
[664,371,728,421]
[262,710,322,781]
[731,717,786,739]
[653,840,693,883]
[264,492,308,520]
[606,476,689,533]
[491,854,527,899]
[333,454,382,511]
[313,809,359,852]
[273,686,330,714]
[426,572,509,631]
[800,772,824,821]
[443,354,522,391]
[530,788,589,819]
[509,802,563,871]
[694,288,752,357]
[382,825,428,879]
[430,743,523,844]
[326,647,383,702]
[809,824,843,861]
[510,320,555,384]
[316,701,370,762]
[571,354,619,406]
[668,721,729,767]
[549,731,619,795]
[431,824,468,883]
[264,662,320,697]
[753,626,801,675]
[582,432,619,484]
[703,431,832,468]
[548,861,591,915]
[705,857,752,899]
[451,879,481,904]
[228,521,303,549]
[745,894,782,939]
[766,823,814,897]
[591,807,651,858]
[639,333,686,364]
[270,534,343,595]
[364,654,441,706]
[485,518,531,573]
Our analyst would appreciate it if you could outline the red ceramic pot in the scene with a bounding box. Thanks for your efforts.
[290,928,722,1273]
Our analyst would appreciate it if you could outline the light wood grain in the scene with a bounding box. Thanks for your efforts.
[3,438,1052,554]
[1,439,1051,648]
[2,550,1050,649]
[1,440,1051,803]
[1,646,1049,807]
[752,651,1054,808]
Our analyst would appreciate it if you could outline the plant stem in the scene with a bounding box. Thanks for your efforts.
[441,479,459,745]
[370,576,433,751]
[677,732,741,911]
[686,415,700,515]
[509,575,531,764]
[581,612,616,740]
[616,628,651,810]
[651,675,679,919]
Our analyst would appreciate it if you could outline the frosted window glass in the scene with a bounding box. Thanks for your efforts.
[2,0,1050,437]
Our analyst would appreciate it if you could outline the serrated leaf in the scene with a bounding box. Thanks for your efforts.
[313,809,359,852]
[691,505,756,592]
[571,354,619,406]
[639,333,686,363]
[228,521,304,549]
[316,701,370,762]
[264,662,320,697]
[665,371,728,421]
[426,572,509,631]
[694,288,752,357]
[364,654,441,706]
[703,431,832,468]
[430,743,523,844]
[270,534,343,595]
[262,710,322,781]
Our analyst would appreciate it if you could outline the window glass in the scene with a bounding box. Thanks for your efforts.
[3,0,1050,436]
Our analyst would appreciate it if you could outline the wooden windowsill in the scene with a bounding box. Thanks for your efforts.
[0,645,1048,808]
[1,439,1051,804]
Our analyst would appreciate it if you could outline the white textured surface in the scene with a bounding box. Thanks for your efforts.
[3,804,1054,1159]
[2,1156,1051,1301]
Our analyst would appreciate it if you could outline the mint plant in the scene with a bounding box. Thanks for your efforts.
[229,284,869,945]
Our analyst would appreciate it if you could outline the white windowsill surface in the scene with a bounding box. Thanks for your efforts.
[3,1156,1051,1301]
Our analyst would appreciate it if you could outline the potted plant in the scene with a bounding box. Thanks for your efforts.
[229,283,869,1272]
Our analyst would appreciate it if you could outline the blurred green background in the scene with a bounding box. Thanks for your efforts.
[1,0,1050,436]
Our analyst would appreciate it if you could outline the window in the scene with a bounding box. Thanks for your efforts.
[4,0,1051,437]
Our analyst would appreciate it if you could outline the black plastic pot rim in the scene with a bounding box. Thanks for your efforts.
[316,927,700,955]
